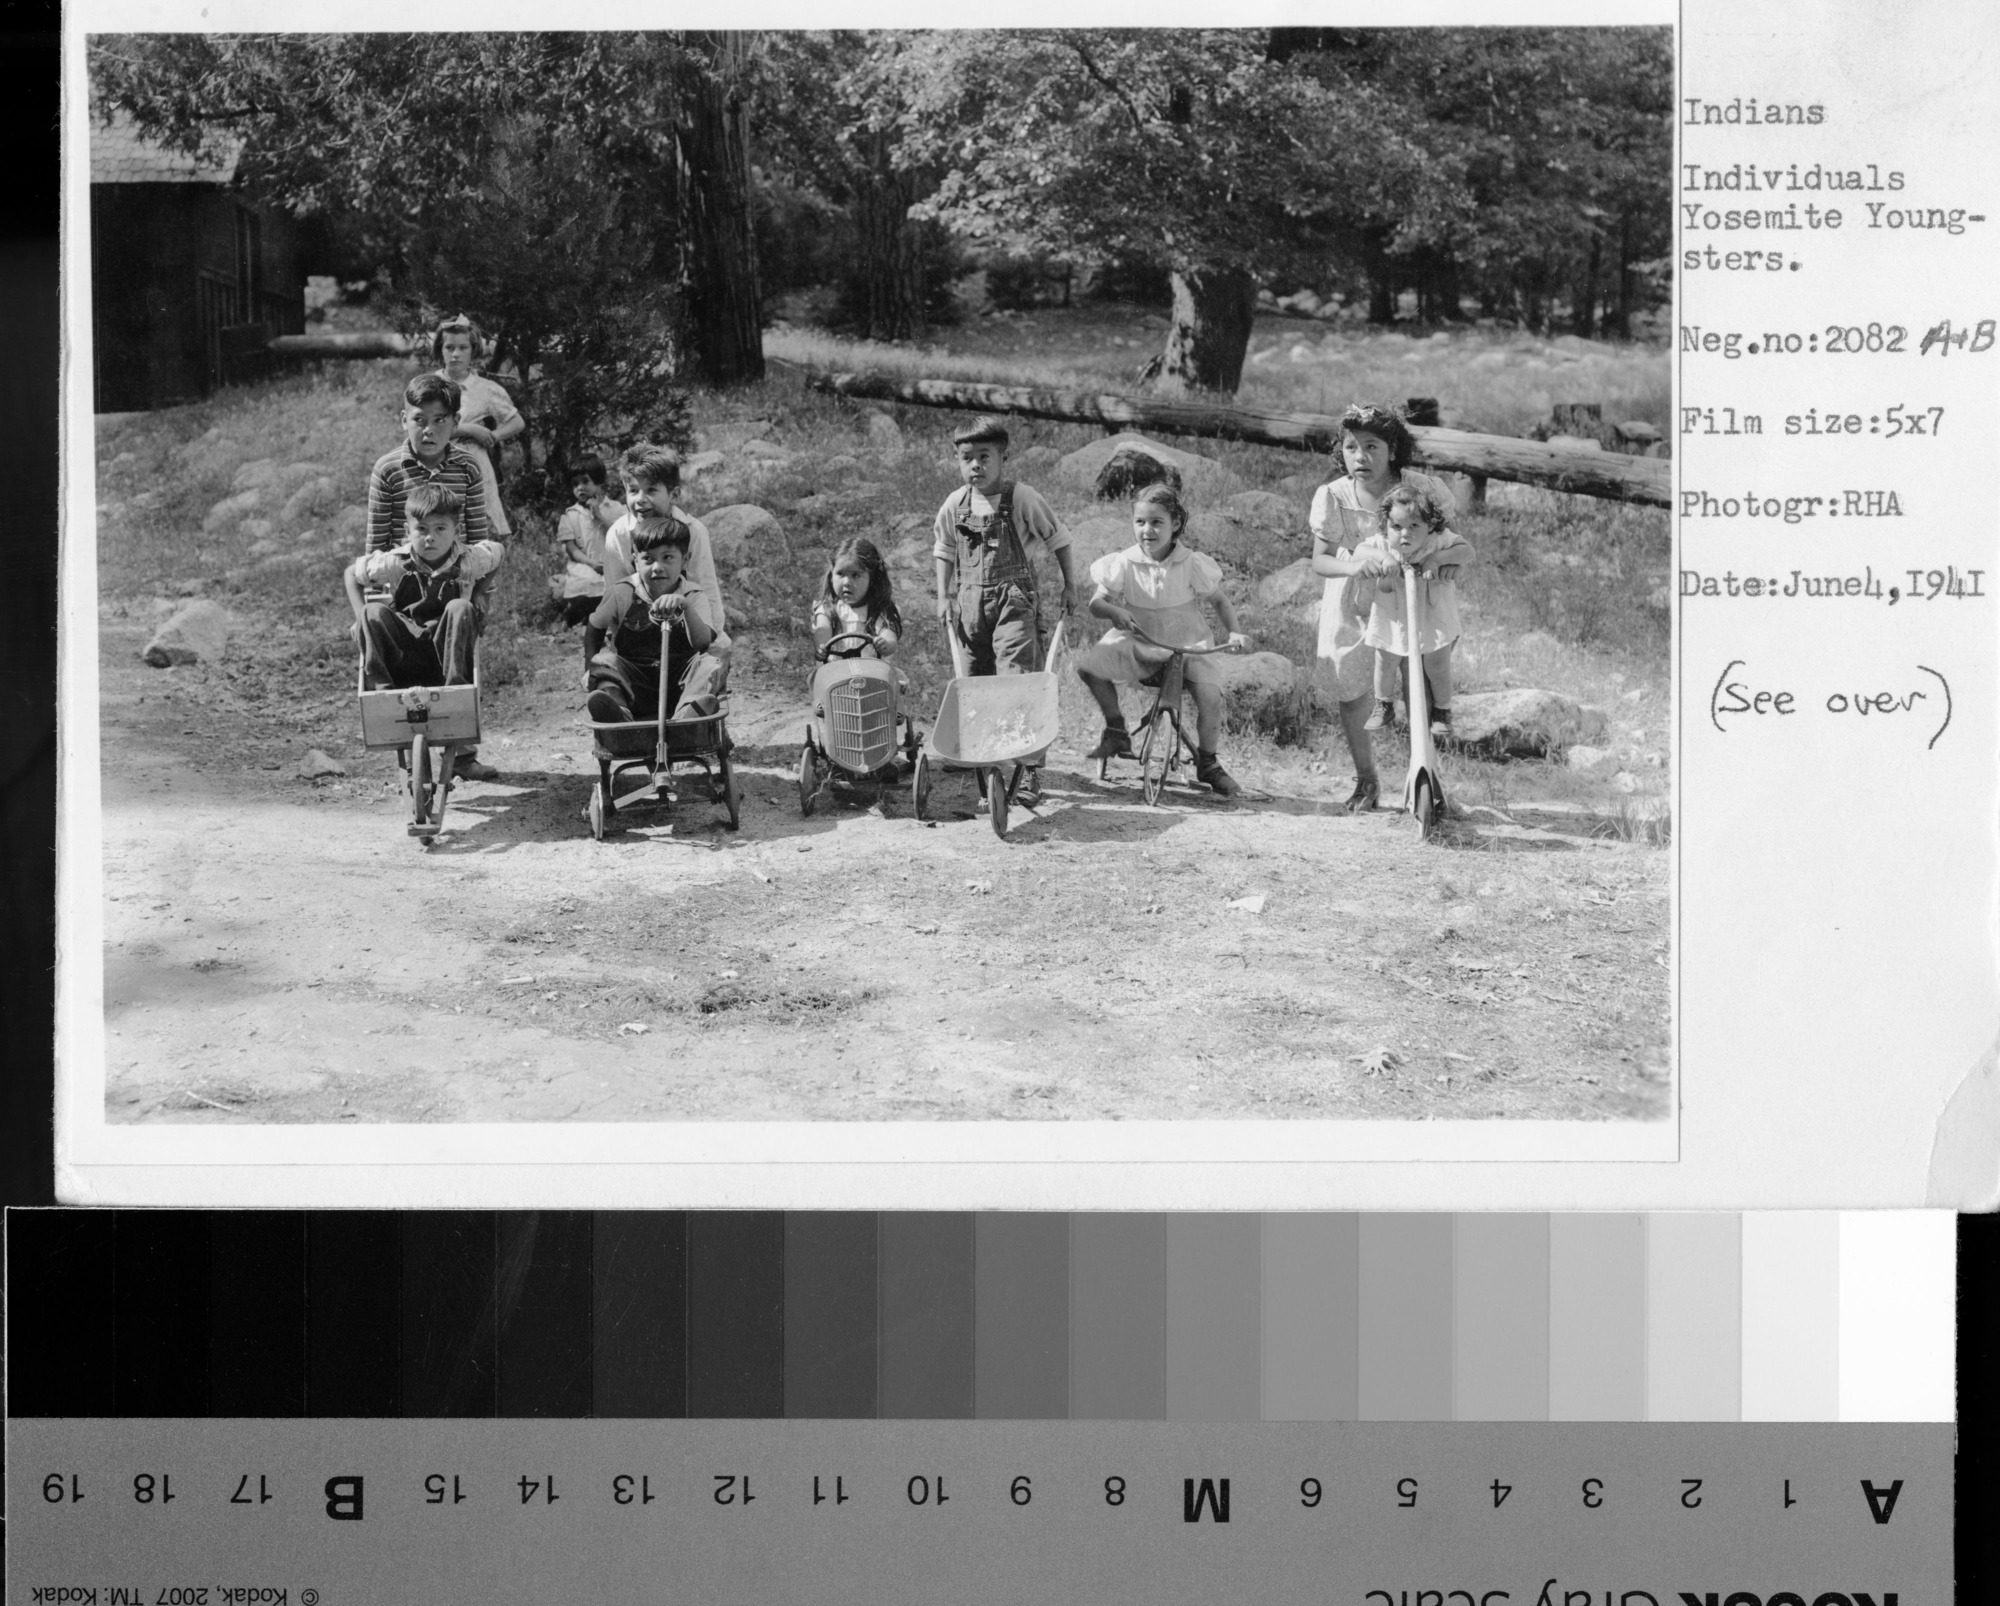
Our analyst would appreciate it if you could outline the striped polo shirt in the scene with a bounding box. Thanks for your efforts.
[364,443,494,553]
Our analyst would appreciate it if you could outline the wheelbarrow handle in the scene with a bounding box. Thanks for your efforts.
[1124,623,1236,656]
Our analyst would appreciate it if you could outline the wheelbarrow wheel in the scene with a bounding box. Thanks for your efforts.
[1412,772,1441,841]
[1138,715,1171,806]
[989,767,1013,839]
[912,751,932,819]
[408,732,434,829]
[717,746,740,830]
[588,781,607,841]
[798,743,819,817]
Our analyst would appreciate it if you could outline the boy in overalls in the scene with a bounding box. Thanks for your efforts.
[931,417,1077,806]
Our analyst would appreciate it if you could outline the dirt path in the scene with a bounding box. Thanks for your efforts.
[97,615,1671,1126]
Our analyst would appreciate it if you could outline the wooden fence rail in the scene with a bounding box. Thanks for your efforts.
[807,370,1669,508]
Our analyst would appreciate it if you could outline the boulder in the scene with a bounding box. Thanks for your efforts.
[296,749,346,780]
[202,489,262,533]
[242,517,276,542]
[680,449,725,478]
[1184,511,1289,574]
[702,503,788,567]
[230,458,281,491]
[1093,444,1182,501]
[1274,471,1326,505]
[1256,557,1318,610]
[1216,651,1302,731]
[280,476,338,526]
[1062,513,1135,571]
[738,437,794,462]
[1451,687,1608,759]
[1565,743,1619,776]
[859,411,904,453]
[821,454,862,474]
[1057,431,1242,502]
[141,600,232,667]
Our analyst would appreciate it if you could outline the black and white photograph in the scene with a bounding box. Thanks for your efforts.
[75,25,1676,1134]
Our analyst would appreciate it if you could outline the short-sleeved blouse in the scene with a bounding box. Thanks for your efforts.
[438,370,522,537]
[1088,541,1225,650]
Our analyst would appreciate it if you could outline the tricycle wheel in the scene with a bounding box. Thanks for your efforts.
[798,743,819,817]
[588,781,607,841]
[989,768,1012,838]
[912,751,932,819]
[409,732,434,827]
[718,747,741,830]
[1138,716,1170,806]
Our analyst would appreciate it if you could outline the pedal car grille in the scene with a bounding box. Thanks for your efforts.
[826,675,896,771]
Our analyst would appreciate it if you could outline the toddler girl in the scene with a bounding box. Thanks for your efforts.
[811,537,903,660]
[1362,482,1474,739]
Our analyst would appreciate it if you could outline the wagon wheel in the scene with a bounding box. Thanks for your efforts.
[912,751,932,819]
[408,732,435,831]
[1137,713,1172,806]
[798,742,820,817]
[717,744,741,831]
[588,781,607,842]
[988,767,1012,839]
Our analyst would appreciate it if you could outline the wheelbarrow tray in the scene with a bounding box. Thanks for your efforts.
[357,673,481,750]
[926,670,1059,768]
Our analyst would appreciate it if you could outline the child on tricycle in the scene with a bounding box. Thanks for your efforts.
[1073,484,1250,798]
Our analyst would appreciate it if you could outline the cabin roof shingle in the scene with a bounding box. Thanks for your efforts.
[90,111,241,185]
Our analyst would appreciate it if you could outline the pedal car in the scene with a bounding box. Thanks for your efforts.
[798,632,919,815]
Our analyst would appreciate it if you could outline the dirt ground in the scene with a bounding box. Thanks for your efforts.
[96,614,1671,1126]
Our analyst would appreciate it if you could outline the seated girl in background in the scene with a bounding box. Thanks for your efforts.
[551,453,626,628]
[1362,481,1475,739]
[811,537,902,660]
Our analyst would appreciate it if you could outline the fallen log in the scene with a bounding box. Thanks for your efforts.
[268,330,419,359]
[808,370,1669,507]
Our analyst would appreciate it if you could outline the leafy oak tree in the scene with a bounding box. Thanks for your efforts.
[881,29,1468,394]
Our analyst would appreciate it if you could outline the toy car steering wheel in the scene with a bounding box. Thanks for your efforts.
[817,630,878,663]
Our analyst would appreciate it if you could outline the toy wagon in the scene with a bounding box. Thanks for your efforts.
[584,629,740,840]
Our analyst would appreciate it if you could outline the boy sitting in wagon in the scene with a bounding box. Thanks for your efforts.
[344,481,505,780]
[582,517,725,726]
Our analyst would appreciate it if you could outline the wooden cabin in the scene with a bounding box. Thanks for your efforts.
[89,113,305,412]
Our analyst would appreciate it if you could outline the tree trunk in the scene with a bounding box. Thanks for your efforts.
[851,134,925,342]
[675,32,764,385]
[1573,234,1601,337]
[1607,212,1635,339]
[1155,266,1257,395]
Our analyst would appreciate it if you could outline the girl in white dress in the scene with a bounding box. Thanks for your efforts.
[432,315,524,537]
